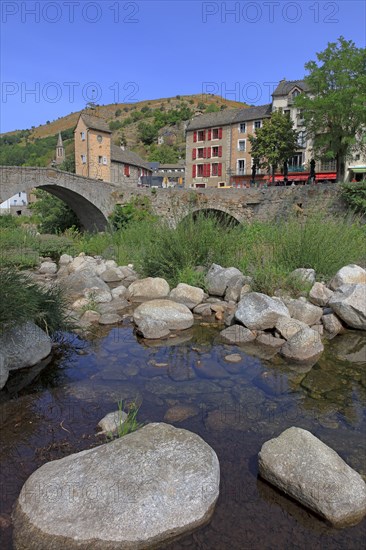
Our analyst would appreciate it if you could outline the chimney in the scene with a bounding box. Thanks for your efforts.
[120,144,125,151]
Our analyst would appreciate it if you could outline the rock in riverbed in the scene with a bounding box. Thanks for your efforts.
[258,427,366,527]
[134,299,194,334]
[13,423,220,549]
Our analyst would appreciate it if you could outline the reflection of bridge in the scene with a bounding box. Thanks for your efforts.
[0,166,342,231]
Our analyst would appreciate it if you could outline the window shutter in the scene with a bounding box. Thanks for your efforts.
[218,146,222,157]
[193,131,197,143]
[207,129,211,140]
[192,148,196,160]
[192,165,196,178]
[207,163,211,177]
[203,148,207,159]
[203,130,206,141]
[218,127,223,139]
[218,163,222,176]
[207,147,211,158]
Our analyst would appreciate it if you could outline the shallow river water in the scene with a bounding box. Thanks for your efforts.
[1,319,365,549]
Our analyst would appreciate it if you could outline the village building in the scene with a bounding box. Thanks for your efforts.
[185,79,366,188]
[74,113,152,186]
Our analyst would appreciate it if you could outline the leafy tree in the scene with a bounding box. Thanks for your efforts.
[340,181,366,215]
[109,197,156,230]
[148,145,179,163]
[295,37,366,181]
[205,104,220,113]
[138,122,159,145]
[248,111,298,184]
[58,152,75,173]
[29,189,80,233]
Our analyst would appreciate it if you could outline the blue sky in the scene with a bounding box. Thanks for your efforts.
[1,0,365,132]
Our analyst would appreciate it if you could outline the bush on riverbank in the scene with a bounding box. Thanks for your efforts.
[0,268,72,334]
[1,211,364,295]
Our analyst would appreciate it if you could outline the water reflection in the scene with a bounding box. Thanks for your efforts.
[0,324,365,549]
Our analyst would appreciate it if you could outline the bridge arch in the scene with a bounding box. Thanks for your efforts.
[0,167,116,232]
[177,206,242,227]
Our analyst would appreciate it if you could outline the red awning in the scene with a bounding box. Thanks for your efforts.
[315,172,337,180]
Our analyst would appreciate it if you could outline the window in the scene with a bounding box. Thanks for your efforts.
[97,135,103,143]
[98,156,103,164]
[124,164,130,177]
[238,140,246,152]
[197,148,205,158]
[292,89,300,98]
[212,163,219,176]
[254,120,261,129]
[284,110,290,118]
[81,154,86,164]
[80,132,85,141]
[237,159,245,175]
[198,130,205,141]
[297,131,306,147]
[197,164,204,177]
[103,156,108,165]
[212,146,219,157]
[212,128,222,139]
[288,153,303,169]
[239,123,246,133]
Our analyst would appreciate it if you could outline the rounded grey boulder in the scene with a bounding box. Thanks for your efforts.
[13,423,220,549]
[259,427,366,527]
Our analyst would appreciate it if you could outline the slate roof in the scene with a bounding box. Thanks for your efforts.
[111,145,152,171]
[186,104,272,131]
[272,79,310,97]
[233,104,272,123]
[79,113,111,133]
[186,109,240,131]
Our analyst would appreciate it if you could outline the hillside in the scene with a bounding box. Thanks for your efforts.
[0,95,247,167]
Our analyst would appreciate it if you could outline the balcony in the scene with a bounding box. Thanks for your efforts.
[287,165,305,172]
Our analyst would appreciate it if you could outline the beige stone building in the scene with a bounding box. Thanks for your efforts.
[74,113,152,186]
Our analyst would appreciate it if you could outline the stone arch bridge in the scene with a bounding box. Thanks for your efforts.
[0,166,342,231]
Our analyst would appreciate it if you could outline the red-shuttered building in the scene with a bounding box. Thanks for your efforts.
[185,105,272,188]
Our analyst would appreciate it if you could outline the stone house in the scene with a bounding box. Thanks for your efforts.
[185,78,366,187]
[74,113,152,186]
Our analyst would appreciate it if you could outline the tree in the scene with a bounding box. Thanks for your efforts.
[248,111,298,184]
[295,37,366,181]
[148,144,179,163]
[29,190,80,233]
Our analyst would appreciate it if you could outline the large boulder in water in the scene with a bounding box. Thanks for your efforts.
[259,427,366,527]
[134,299,194,332]
[328,284,366,330]
[0,322,51,373]
[13,423,220,549]
[279,326,324,364]
[235,292,290,330]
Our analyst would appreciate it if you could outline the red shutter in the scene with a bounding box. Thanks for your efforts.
[124,164,130,176]
[218,127,223,139]
[193,131,197,143]
[203,147,207,159]
[207,147,211,159]
[218,163,222,176]
[203,130,206,141]
[207,163,211,177]
[192,165,196,178]
[207,129,211,140]
[192,148,196,160]
[218,146,222,157]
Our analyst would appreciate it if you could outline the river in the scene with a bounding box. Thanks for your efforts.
[1,319,365,549]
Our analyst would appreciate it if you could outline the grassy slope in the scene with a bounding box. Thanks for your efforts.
[0,94,247,165]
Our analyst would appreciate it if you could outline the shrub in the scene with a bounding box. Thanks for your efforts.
[0,268,73,334]
[340,181,366,215]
